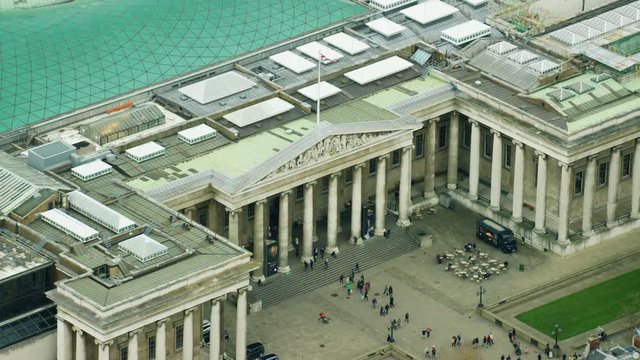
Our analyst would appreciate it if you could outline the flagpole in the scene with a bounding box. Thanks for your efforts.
[317,50,321,125]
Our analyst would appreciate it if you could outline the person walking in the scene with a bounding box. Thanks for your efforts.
[383,285,389,295]
[424,345,431,358]
[426,327,431,338]
[324,258,329,270]
[339,273,344,285]
[372,297,377,308]
[405,312,409,323]
[431,345,436,359]
[310,259,314,270]
[389,285,394,296]
[346,282,352,297]
[304,260,308,271]
[355,262,360,273]
[390,296,395,308]
[385,303,390,314]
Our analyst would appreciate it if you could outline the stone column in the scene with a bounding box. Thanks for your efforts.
[183,308,194,360]
[632,140,640,218]
[184,207,195,222]
[424,118,437,199]
[582,155,597,236]
[57,317,73,360]
[534,151,548,233]
[607,147,622,227]
[128,330,139,360]
[398,146,412,227]
[156,319,167,360]
[447,112,459,190]
[511,141,525,223]
[226,208,242,245]
[252,199,266,281]
[278,191,291,273]
[326,173,340,254]
[207,200,217,231]
[557,162,572,245]
[468,120,480,200]
[235,288,248,360]
[302,182,316,262]
[350,163,364,243]
[375,155,388,235]
[95,340,110,360]
[210,298,222,360]
[74,327,86,360]
[489,130,502,211]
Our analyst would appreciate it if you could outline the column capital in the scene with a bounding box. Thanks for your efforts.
[129,329,140,338]
[280,189,292,196]
[377,154,390,162]
[534,150,546,159]
[427,117,439,124]
[237,286,249,295]
[255,198,267,206]
[72,327,83,336]
[94,339,113,346]
[402,144,414,152]
[305,181,317,189]
[156,318,169,327]
[184,306,197,316]
[558,161,571,170]
[611,145,623,153]
[330,172,341,179]
[211,294,227,304]
[490,128,501,137]
[512,139,524,148]
[468,118,479,126]
[225,207,243,215]
[587,154,598,162]
[452,110,458,117]
[354,162,366,170]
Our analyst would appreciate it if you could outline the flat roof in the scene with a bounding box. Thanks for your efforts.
[71,160,112,179]
[224,98,295,128]
[126,142,166,159]
[297,81,342,101]
[269,51,316,74]
[41,209,99,242]
[344,56,414,85]
[441,20,491,43]
[0,234,49,281]
[178,71,256,104]
[0,0,367,133]
[400,0,459,25]
[296,42,344,63]
[323,32,371,55]
[177,124,217,141]
[366,18,407,37]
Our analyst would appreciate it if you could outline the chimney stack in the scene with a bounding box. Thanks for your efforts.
[588,336,600,351]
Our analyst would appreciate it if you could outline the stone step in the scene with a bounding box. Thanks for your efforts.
[251,226,419,309]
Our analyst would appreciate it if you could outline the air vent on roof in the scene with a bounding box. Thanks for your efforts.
[564,82,594,94]
[219,102,227,106]
[547,88,576,102]
[591,73,611,83]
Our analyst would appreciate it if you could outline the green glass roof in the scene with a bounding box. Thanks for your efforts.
[0,0,367,133]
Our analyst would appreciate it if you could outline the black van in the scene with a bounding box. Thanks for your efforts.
[476,218,517,253]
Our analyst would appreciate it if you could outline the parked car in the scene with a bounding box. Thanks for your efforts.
[476,218,517,253]
[247,342,265,360]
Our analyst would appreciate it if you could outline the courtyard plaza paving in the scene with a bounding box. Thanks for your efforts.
[211,203,640,360]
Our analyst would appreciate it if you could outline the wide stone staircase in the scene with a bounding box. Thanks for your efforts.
[249,222,420,310]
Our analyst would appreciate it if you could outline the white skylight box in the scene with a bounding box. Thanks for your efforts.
[528,59,560,74]
[71,160,112,181]
[41,209,99,243]
[366,18,407,37]
[323,32,371,55]
[178,71,256,104]
[463,0,488,6]
[507,50,539,65]
[297,81,342,101]
[178,124,217,145]
[68,190,136,234]
[441,20,492,46]
[549,29,587,46]
[224,98,295,128]
[118,234,168,263]
[401,0,459,25]
[344,56,413,85]
[369,0,417,11]
[487,41,518,56]
[269,51,315,74]
[125,141,165,163]
[296,42,344,64]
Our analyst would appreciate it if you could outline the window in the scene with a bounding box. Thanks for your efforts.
[321,176,329,194]
[598,161,608,187]
[175,325,184,350]
[622,153,632,178]
[483,132,493,159]
[345,168,353,184]
[369,158,377,176]
[414,133,425,158]
[120,347,128,360]
[296,185,304,201]
[574,170,584,196]
[391,149,400,167]
[503,143,512,169]
[462,122,471,148]
[438,124,448,149]
[148,336,156,360]
[247,203,255,219]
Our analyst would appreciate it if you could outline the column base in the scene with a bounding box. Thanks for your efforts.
[631,212,640,219]
[301,256,313,263]
[424,191,436,199]
[582,229,595,237]
[277,266,291,274]
[349,236,357,245]
[374,228,385,236]
[447,183,457,190]
[251,275,266,283]
[356,237,364,245]
[468,193,478,201]
[606,221,618,228]
[325,246,339,255]
[511,216,523,224]
[489,205,500,212]
[557,238,571,246]
[396,219,411,227]
[533,227,546,235]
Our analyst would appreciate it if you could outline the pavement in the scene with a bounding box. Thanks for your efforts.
[210,197,640,360]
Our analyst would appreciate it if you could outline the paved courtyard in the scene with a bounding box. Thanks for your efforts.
[215,204,640,360]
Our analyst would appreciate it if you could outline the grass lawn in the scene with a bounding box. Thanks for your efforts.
[515,268,640,340]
